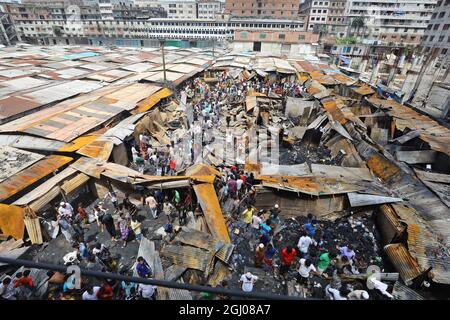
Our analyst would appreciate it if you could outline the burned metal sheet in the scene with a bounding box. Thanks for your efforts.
[0,155,73,202]
[347,192,403,207]
[259,163,311,177]
[194,183,231,244]
[311,164,373,181]
[215,243,235,264]
[164,265,187,282]
[0,146,45,183]
[395,150,437,164]
[160,245,210,272]
[392,281,425,300]
[174,227,216,251]
[384,243,423,285]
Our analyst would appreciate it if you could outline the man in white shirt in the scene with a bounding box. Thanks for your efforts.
[137,283,157,300]
[325,284,347,300]
[347,290,369,300]
[82,286,100,300]
[239,272,258,293]
[251,211,262,239]
[145,194,158,219]
[58,202,74,220]
[297,258,317,285]
[297,231,317,258]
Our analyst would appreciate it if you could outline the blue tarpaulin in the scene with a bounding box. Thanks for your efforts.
[339,55,351,66]
[63,51,99,60]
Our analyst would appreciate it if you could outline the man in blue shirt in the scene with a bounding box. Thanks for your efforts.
[303,220,318,238]
[136,257,152,278]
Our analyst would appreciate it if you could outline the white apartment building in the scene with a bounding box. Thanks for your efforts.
[159,0,197,19]
[422,0,450,55]
[346,0,437,45]
[99,0,133,20]
[300,0,331,31]
[198,0,224,19]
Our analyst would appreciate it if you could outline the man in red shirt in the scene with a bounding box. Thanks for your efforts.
[280,246,297,277]
[13,270,33,288]
[77,203,87,224]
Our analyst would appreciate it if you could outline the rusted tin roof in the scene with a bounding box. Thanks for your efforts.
[160,244,211,272]
[0,155,73,202]
[367,96,450,157]
[353,85,375,96]
[194,183,231,244]
[77,139,114,161]
[384,243,423,285]
[0,204,24,240]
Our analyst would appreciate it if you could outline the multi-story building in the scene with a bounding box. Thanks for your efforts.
[422,0,450,55]
[159,0,197,19]
[225,0,301,20]
[326,0,347,39]
[346,0,437,45]
[300,0,331,31]
[198,0,224,19]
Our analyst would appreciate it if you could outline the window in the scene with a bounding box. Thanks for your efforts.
[240,31,248,39]
[299,34,305,40]
[429,35,435,41]
[443,49,448,54]
[439,12,445,18]
[260,33,266,39]
[434,24,440,30]
[444,24,450,30]
[439,35,445,41]
[279,33,285,39]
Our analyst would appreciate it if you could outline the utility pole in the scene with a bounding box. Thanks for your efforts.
[159,38,167,86]
[212,37,215,58]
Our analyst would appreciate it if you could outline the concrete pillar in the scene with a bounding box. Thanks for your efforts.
[370,60,382,85]
[401,60,411,76]
[359,59,368,73]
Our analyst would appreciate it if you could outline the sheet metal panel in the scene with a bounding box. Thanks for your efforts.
[384,243,423,285]
[194,183,231,244]
[77,139,114,161]
[13,167,77,206]
[0,155,73,202]
[160,244,211,272]
[0,146,45,183]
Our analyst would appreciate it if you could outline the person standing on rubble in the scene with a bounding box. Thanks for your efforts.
[163,198,175,224]
[251,210,262,238]
[242,205,255,228]
[263,243,277,271]
[317,250,337,275]
[101,208,117,242]
[239,272,258,293]
[227,177,237,199]
[77,203,88,224]
[280,246,297,278]
[117,212,130,248]
[297,258,319,286]
[145,193,158,219]
[337,244,356,264]
[255,243,265,268]
[303,219,318,239]
[58,202,74,221]
[297,230,317,259]
[104,190,119,209]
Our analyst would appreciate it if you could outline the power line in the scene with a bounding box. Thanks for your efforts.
[0,256,307,300]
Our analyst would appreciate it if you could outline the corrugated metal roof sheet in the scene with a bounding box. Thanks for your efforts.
[13,167,77,206]
[160,244,211,272]
[384,243,423,285]
[353,85,375,96]
[0,155,73,202]
[194,183,231,244]
[60,172,89,194]
[77,139,114,161]
[137,88,173,113]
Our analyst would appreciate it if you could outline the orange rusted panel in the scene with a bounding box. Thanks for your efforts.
[77,139,114,161]
[322,98,348,125]
[185,163,221,177]
[0,204,25,240]
[366,154,401,182]
[0,155,73,202]
[353,85,375,96]
[194,183,230,244]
